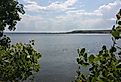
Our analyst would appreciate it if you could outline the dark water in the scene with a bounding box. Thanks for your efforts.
[6,34,114,82]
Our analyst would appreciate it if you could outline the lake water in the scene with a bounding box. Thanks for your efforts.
[6,34,115,82]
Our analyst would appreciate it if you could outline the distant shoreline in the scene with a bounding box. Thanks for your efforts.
[4,30,111,34]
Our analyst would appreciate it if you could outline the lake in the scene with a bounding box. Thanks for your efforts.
[6,34,114,82]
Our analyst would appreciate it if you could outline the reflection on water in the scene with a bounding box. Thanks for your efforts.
[7,34,112,82]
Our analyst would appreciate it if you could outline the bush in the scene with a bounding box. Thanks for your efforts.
[0,0,41,82]
[0,41,41,82]
[74,9,121,82]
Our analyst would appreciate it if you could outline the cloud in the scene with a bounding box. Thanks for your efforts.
[24,0,77,12]
[16,14,50,31]
[66,10,102,16]
[15,0,121,32]
[94,1,121,17]
[55,0,121,30]
[63,0,77,7]
[24,0,46,12]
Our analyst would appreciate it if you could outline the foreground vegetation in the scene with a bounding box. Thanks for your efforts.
[0,0,41,82]
[74,9,121,82]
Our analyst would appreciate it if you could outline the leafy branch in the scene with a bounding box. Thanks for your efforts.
[74,9,121,82]
[0,0,41,82]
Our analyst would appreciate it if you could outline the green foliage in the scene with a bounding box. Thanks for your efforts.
[75,46,121,82]
[74,9,121,82]
[0,41,41,82]
[111,9,121,39]
[0,0,24,49]
[0,0,25,32]
[0,35,11,48]
[0,0,41,82]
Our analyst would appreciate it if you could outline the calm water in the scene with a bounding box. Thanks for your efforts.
[6,34,115,82]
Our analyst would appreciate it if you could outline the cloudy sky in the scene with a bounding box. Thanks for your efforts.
[15,0,121,32]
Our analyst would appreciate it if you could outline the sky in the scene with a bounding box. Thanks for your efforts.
[14,0,121,32]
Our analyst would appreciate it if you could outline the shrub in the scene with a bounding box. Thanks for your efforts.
[74,9,121,82]
[0,41,41,82]
[0,0,41,82]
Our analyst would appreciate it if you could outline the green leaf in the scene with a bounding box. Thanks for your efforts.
[102,45,106,50]
[76,79,82,82]
[77,49,80,54]
[110,46,117,53]
[84,53,88,62]
[80,48,85,54]
[82,63,89,67]
[77,58,80,63]
[88,55,95,63]
[111,30,120,39]
[80,74,86,81]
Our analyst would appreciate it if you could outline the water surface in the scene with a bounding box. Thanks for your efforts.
[7,34,113,82]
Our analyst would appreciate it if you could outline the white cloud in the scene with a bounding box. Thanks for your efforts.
[63,0,77,7]
[24,0,77,12]
[66,10,102,16]
[108,18,116,21]
[94,1,121,15]
[57,1,121,30]
[24,1,46,12]
[16,15,49,31]
[47,0,77,10]
[16,0,121,31]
